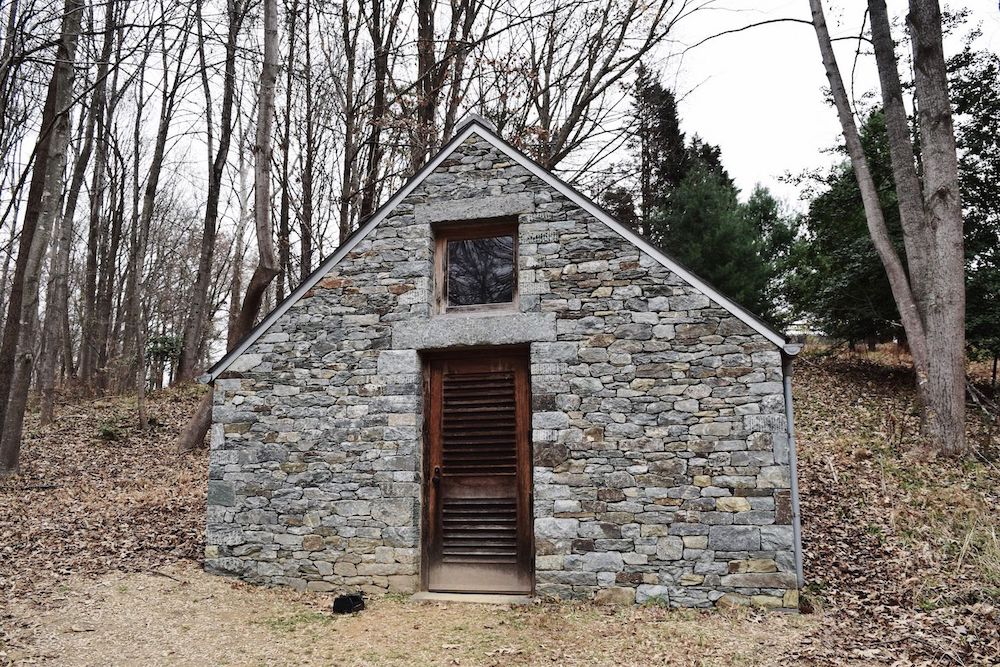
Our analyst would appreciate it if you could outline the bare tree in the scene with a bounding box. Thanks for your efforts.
[178,0,281,452]
[177,0,247,383]
[0,0,84,474]
[37,1,114,423]
[77,2,128,387]
[0,0,718,466]
[808,0,966,454]
[299,0,316,275]
[357,0,404,221]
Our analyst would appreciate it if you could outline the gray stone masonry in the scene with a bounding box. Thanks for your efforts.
[206,130,797,609]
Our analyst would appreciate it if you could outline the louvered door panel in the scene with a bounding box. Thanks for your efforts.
[425,351,533,594]
[441,497,518,563]
[442,371,517,475]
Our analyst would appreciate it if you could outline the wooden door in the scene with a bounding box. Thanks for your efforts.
[423,349,533,594]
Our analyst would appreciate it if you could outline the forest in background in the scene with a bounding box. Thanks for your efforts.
[0,0,698,385]
[0,2,998,660]
[0,0,703,458]
[0,0,997,471]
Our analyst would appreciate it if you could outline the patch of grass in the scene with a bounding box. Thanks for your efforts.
[640,596,670,608]
[96,423,121,441]
[260,610,336,633]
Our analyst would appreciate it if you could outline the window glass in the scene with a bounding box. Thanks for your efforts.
[447,235,515,306]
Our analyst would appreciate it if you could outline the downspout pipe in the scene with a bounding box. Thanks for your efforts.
[781,343,804,590]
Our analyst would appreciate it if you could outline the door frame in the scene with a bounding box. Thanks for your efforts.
[419,344,534,594]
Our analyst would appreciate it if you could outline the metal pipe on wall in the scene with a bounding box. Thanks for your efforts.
[782,345,805,590]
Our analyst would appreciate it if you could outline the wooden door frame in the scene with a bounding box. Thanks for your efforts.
[419,344,534,593]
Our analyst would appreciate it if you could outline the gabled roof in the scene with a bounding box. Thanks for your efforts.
[202,116,793,383]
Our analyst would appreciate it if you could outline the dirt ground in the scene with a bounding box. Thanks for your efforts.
[7,562,812,667]
[2,351,999,666]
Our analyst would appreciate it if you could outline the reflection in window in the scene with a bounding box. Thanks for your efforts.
[447,235,515,306]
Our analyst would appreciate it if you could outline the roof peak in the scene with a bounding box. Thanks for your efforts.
[454,112,497,134]
[202,121,790,383]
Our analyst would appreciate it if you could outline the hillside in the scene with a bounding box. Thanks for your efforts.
[792,352,999,663]
[1,353,998,665]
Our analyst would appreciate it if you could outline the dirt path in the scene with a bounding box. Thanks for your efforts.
[9,563,812,666]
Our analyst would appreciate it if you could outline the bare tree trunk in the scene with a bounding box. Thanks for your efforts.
[413,0,435,169]
[124,3,190,387]
[228,124,251,347]
[277,0,298,300]
[0,0,83,475]
[127,13,192,424]
[79,16,118,387]
[867,1,930,312]
[93,158,125,388]
[120,28,153,387]
[179,0,280,453]
[39,69,100,423]
[358,0,390,220]
[178,0,244,383]
[0,4,68,418]
[299,0,314,275]
[809,0,966,455]
[905,0,965,454]
[338,0,358,242]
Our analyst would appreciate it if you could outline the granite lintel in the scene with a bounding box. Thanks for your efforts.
[392,312,556,349]
[414,192,535,224]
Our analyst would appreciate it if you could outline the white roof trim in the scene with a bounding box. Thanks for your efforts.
[204,119,786,383]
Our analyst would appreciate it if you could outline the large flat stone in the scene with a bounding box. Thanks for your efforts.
[709,525,761,551]
[392,312,556,349]
[720,572,798,588]
[414,192,536,223]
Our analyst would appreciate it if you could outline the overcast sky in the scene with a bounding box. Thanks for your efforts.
[663,0,1000,210]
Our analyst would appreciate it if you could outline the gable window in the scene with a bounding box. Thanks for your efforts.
[434,220,518,312]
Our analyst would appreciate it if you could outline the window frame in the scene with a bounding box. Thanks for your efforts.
[433,218,519,314]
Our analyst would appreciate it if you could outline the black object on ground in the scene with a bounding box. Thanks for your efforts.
[332,593,365,614]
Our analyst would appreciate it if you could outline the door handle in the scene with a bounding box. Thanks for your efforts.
[432,466,442,485]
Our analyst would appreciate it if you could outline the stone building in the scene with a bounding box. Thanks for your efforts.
[202,115,804,609]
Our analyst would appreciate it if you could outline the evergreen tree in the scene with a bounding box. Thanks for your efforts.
[741,185,796,314]
[951,37,1000,375]
[649,165,775,318]
[612,64,792,322]
[784,112,903,345]
[599,185,641,231]
[632,64,688,231]
[686,134,733,187]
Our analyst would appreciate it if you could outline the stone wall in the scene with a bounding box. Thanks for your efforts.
[206,129,797,608]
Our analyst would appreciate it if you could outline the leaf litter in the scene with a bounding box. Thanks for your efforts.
[2,353,999,665]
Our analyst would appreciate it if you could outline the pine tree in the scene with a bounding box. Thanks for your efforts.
[632,64,688,231]
[649,165,774,318]
[619,65,791,322]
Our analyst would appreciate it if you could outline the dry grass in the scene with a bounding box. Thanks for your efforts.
[7,563,812,666]
[3,349,1000,665]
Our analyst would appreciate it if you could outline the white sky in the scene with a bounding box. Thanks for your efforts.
[664,0,1000,209]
